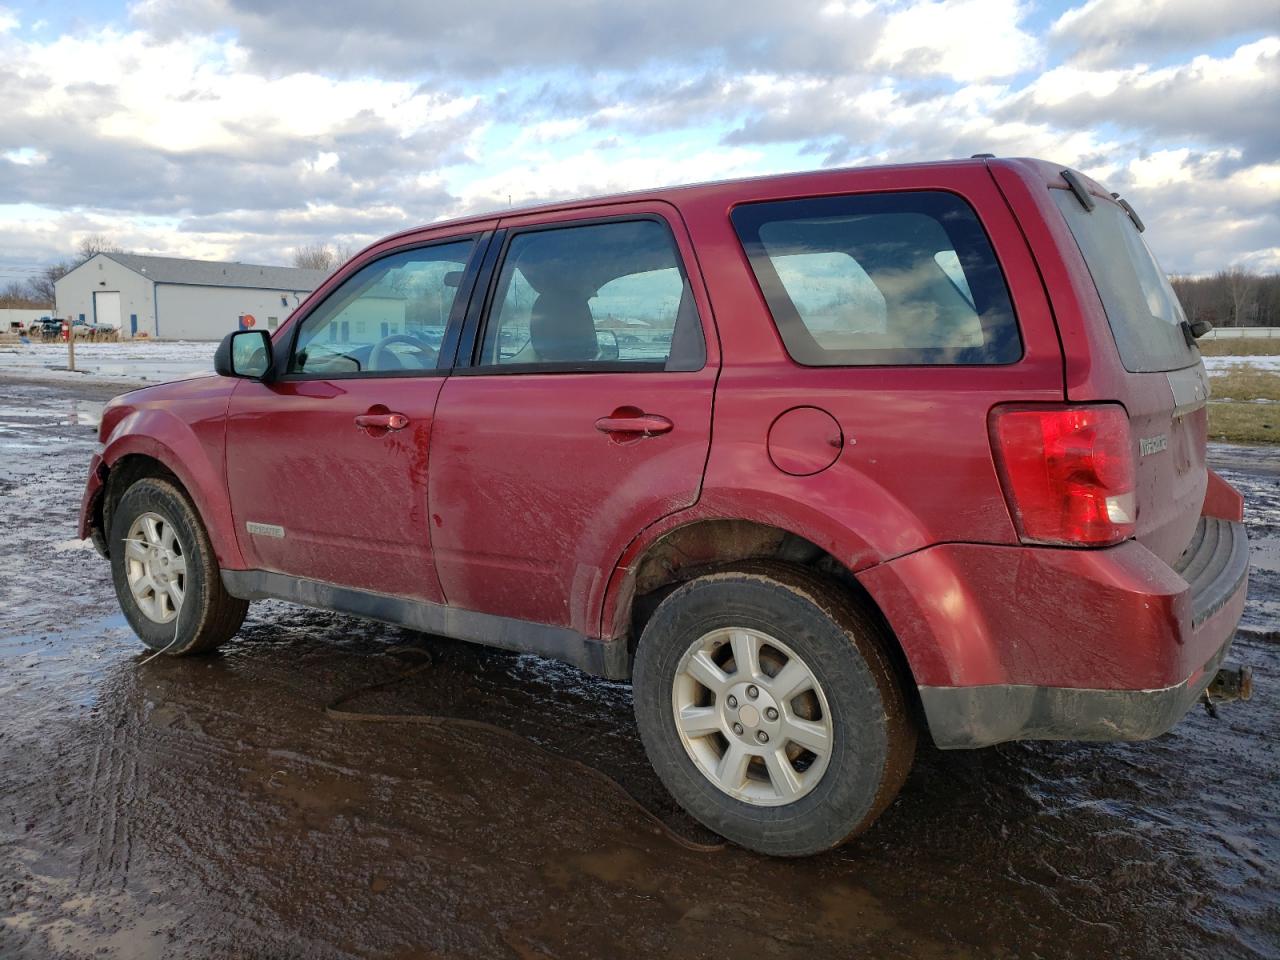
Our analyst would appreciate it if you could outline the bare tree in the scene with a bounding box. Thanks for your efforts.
[1220,267,1259,327]
[1170,270,1279,328]
[0,281,46,308]
[24,262,69,307]
[292,243,337,271]
[292,242,356,272]
[76,234,125,264]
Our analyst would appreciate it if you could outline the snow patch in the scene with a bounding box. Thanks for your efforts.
[1203,356,1280,373]
[0,341,215,384]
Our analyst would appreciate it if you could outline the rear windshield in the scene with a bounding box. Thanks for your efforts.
[1051,189,1194,373]
[732,191,1021,366]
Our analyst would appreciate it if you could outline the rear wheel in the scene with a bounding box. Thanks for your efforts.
[632,563,915,856]
[109,477,248,655]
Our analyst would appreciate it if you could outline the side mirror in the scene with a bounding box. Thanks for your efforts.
[595,329,620,361]
[215,330,275,381]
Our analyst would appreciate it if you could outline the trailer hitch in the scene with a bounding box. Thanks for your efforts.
[1201,661,1253,719]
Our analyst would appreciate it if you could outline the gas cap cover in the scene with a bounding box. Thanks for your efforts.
[767,406,844,477]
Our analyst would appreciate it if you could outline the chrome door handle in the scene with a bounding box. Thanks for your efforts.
[354,412,409,431]
[594,411,673,437]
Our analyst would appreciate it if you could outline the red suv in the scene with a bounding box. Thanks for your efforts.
[80,158,1251,856]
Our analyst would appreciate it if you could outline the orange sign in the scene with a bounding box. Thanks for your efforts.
[242,314,257,328]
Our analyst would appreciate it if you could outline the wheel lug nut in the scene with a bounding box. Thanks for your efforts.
[756,731,769,744]
[732,722,744,736]
[747,685,759,700]
[726,695,738,709]
[765,707,778,721]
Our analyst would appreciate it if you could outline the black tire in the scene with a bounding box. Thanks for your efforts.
[632,562,915,857]
[109,477,248,656]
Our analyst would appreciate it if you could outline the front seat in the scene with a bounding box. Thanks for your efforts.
[528,291,599,362]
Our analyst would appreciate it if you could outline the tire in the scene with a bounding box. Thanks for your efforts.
[109,477,248,656]
[632,562,915,857]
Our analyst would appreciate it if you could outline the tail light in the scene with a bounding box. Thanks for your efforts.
[989,404,1135,547]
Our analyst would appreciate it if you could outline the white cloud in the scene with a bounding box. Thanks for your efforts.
[453,145,771,214]
[1012,38,1280,158]
[873,0,1041,81]
[0,0,1275,282]
[512,119,588,148]
[3,147,45,165]
[6,29,478,155]
[1051,0,1280,66]
[1062,148,1279,273]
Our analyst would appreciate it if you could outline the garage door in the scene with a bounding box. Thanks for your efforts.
[94,291,122,332]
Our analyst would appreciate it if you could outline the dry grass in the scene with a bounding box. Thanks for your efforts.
[1206,364,1279,443]
[1198,338,1280,357]
[1207,402,1279,444]
[1209,368,1280,402]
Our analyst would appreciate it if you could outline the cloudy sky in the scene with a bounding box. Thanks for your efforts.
[0,0,1276,287]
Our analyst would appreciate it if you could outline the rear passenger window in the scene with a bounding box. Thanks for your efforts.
[732,192,1021,366]
[477,218,705,371]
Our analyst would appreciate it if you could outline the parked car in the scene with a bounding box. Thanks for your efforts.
[32,317,64,339]
[71,318,116,338]
[79,157,1252,856]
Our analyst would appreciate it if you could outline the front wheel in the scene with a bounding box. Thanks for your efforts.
[109,477,248,656]
[632,563,915,857]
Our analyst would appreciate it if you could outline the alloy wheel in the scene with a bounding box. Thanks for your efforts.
[672,627,834,806]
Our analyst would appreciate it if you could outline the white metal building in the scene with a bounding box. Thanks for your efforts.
[54,253,328,340]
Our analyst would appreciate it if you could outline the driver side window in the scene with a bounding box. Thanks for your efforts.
[290,238,476,377]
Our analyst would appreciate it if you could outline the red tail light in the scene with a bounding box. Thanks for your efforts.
[989,404,1135,547]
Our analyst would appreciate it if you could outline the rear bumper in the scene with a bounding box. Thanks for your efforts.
[918,630,1235,748]
[860,517,1249,749]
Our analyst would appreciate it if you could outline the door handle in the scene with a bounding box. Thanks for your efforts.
[355,412,409,431]
[594,410,673,437]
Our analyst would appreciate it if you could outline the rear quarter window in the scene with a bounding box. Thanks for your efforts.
[731,191,1021,366]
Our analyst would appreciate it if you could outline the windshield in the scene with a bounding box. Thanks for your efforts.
[1052,189,1194,373]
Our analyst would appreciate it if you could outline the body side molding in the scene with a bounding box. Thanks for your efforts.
[221,570,631,679]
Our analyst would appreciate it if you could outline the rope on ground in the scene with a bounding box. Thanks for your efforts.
[324,646,726,854]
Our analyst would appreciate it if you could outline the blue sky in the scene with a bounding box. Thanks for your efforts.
[0,0,1276,285]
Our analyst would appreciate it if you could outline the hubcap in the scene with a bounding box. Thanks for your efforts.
[123,512,186,624]
[672,627,834,806]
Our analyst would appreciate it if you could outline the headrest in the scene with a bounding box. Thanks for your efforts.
[529,292,597,362]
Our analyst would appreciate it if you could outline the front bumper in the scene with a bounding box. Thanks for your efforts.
[79,452,109,557]
[861,517,1250,749]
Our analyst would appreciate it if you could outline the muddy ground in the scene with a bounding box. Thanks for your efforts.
[1,374,1277,960]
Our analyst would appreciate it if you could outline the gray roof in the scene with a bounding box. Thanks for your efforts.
[101,252,329,292]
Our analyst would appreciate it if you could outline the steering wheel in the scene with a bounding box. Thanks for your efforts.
[369,334,437,371]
